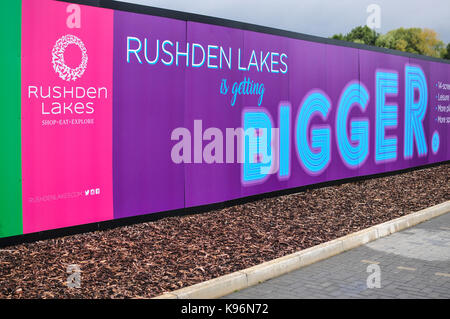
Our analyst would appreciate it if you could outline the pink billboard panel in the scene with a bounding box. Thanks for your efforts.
[21,0,114,233]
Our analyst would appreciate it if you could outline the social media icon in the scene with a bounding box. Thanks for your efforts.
[95,188,100,195]
[85,190,89,196]
[90,189,95,195]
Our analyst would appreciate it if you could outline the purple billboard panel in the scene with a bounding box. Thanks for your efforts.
[111,9,450,220]
[411,58,449,165]
[113,11,186,218]
[287,39,328,190]
[324,44,362,183]
[183,24,293,207]
[184,22,245,207]
[358,49,409,177]
[238,30,291,198]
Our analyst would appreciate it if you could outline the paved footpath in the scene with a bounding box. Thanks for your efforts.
[223,212,450,299]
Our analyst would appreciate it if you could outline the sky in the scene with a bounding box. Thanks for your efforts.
[117,0,450,44]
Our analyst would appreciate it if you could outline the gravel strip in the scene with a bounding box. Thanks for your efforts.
[0,164,448,299]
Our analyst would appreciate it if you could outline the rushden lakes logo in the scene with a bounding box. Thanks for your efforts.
[52,34,88,81]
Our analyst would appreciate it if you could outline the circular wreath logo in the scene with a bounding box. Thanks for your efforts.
[52,34,88,81]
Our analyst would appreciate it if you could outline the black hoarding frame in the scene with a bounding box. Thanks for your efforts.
[1,0,448,247]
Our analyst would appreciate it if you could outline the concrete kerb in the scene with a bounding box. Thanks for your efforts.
[153,200,450,299]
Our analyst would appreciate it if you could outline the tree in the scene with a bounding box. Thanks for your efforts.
[331,33,344,41]
[375,28,445,58]
[443,43,450,59]
[331,26,380,46]
[332,26,447,59]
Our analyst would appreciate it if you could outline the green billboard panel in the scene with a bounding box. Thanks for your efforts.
[0,0,22,238]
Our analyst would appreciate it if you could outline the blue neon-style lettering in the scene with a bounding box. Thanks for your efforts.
[270,52,279,73]
[192,43,205,67]
[404,65,428,158]
[375,71,398,162]
[175,42,189,67]
[238,49,247,71]
[243,111,272,182]
[260,52,270,72]
[248,50,259,72]
[127,36,142,64]
[220,47,232,70]
[144,38,159,64]
[279,104,291,178]
[161,40,174,66]
[207,45,219,69]
[296,92,331,174]
[280,53,288,74]
[336,83,370,167]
